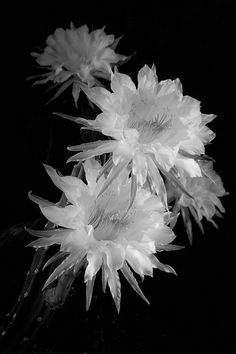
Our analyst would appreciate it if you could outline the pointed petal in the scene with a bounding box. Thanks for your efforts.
[53,112,92,126]
[43,252,85,290]
[86,276,96,311]
[81,85,113,111]
[68,140,112,152]
[68,141,116,163]
[104,244,125,272]
[150,255,177,275]
[121,262,149,304]
[28,191,55,208]
[47,78,73,104]
[189,205,204,234]
[126,245,153,277]
[72,81,81,106]
[181,207,193,245]
[39,204,84,229]
[43,164,88,205]
[83,157,102,188]
[102,264,108,293]
[26,238,58,249]
[96,156,113,182]
[111,72,136,94]
[43,251,69,270]
[84,251,103,282]
[156,244,185,252]
[26,227,65,238]
[107,270,121,312]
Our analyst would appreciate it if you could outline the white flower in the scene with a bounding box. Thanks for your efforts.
[27,159,179,311]
[31,24,128,103]
[169,161,228,243]
[66,65,215,206]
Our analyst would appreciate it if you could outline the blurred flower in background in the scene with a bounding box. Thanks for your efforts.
[31,23,129,103]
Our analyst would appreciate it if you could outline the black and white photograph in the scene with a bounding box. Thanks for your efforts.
[0,1,235,353]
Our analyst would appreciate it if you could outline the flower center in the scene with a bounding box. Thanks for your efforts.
[127,98,173,144]
[88,206,129,241]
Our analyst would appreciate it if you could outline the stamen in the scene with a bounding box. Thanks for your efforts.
[128,108,172,143]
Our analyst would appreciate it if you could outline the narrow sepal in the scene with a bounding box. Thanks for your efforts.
[181,207,193,245]
[189,205,204,235]
[43,251,69,270]
[120,262,149,304]
[107,270,121,313]
[150,255,177,275]
[25,227,63,238]
[86,276,96,311]
[46,78,74,104]
[28,191,55,208]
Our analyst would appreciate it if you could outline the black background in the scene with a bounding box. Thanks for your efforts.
[1,1,235,353]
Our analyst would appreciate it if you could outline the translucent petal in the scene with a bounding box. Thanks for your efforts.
[138,65,157,93]
[26,227,66,238]
[181,207,193,244]
[107,269,121,312]
[47,78,74,104]
[68,140,112,152]
[86,276,96,311]
[54,112,92,126]
[83,157,103,189]
[28,191,55,208]
[104,243,125,272]
[81,85,113,111]
[72,81,81,106]
[43,164,88,205]
[84,251,103,282]
[43,251,69,270]
[111,72,136,95]
[132,152,148,186]
[26,238,58,249]
[39,204,84,229]
[126,245,153,277]
[150,255,177,275]
[175,156,202,178]
[68,141,117,162]
[43,253,81,289]
[121,262,149,304]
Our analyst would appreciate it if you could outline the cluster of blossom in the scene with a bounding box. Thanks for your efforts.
[28,23,227,312]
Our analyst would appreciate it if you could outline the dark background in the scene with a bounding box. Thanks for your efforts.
[1,1,235,353]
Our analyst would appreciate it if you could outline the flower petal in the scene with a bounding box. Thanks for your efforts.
[43,164,88,205]
[120,261,149,304]
[126,245,153,277]
[104,243,125,272]
[107,269,121,312]
[84,250,103,282]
